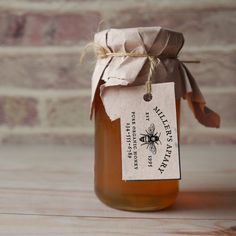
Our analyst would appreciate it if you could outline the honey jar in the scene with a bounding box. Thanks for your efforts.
[89,27,220,211]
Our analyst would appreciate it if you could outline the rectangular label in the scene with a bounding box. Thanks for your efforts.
[120,82,181,181]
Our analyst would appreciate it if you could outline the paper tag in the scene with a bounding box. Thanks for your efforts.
[120,82,181,181]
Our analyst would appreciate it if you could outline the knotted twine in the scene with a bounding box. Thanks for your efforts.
[81,42,199,97]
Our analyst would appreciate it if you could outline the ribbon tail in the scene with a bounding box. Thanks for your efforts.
[181,63,220,128]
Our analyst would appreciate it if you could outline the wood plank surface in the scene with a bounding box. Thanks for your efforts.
[0,188,235,220]
[0,145,235,235]
[0,214,235,236]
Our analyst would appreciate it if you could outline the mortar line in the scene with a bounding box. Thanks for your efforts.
[0,127,94,134]
[0,126,235,135]
[0,0,235,14]
[0,87,235,98]
[37,97,47,128]
[181,127,236,134]
[0,88,91,98]
[0,45,235,56]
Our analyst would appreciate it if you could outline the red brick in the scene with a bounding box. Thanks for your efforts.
[0,49,235,90]
[1,128,235,145]
[180,90,236,129]
[53,14,98,45]
[204,92,236,127]
[1,132,94,146]
[0,12,102,45]
[0,53,93,89]
[0,96,38,127]
[107,8,236,47]
[181,129,236,145]
[45,96,91,127]
[181,50,236,87]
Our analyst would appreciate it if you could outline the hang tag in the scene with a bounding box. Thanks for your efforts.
[120,82,181,181]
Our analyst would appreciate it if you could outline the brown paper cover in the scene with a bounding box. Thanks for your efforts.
[90,27,220,128]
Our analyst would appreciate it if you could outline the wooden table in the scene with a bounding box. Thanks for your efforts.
[0,145,235,235]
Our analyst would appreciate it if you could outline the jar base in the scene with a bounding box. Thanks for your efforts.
[95,188,178,212]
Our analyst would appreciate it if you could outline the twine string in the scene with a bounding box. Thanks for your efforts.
[80,43,199,95]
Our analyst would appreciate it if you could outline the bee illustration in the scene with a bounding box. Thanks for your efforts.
[139,123,161,155]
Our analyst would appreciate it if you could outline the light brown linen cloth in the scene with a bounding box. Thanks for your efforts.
[90,27,220,128]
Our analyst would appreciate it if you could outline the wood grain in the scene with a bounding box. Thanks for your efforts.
[0,214,235,236]
[0,145,235,235]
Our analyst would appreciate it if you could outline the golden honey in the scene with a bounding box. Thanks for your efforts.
[94,95,181,211]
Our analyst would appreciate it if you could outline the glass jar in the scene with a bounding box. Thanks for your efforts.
[94,93,181,211]
[91,26,220,211]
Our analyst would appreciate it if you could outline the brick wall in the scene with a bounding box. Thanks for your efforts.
[0,0,235,145]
